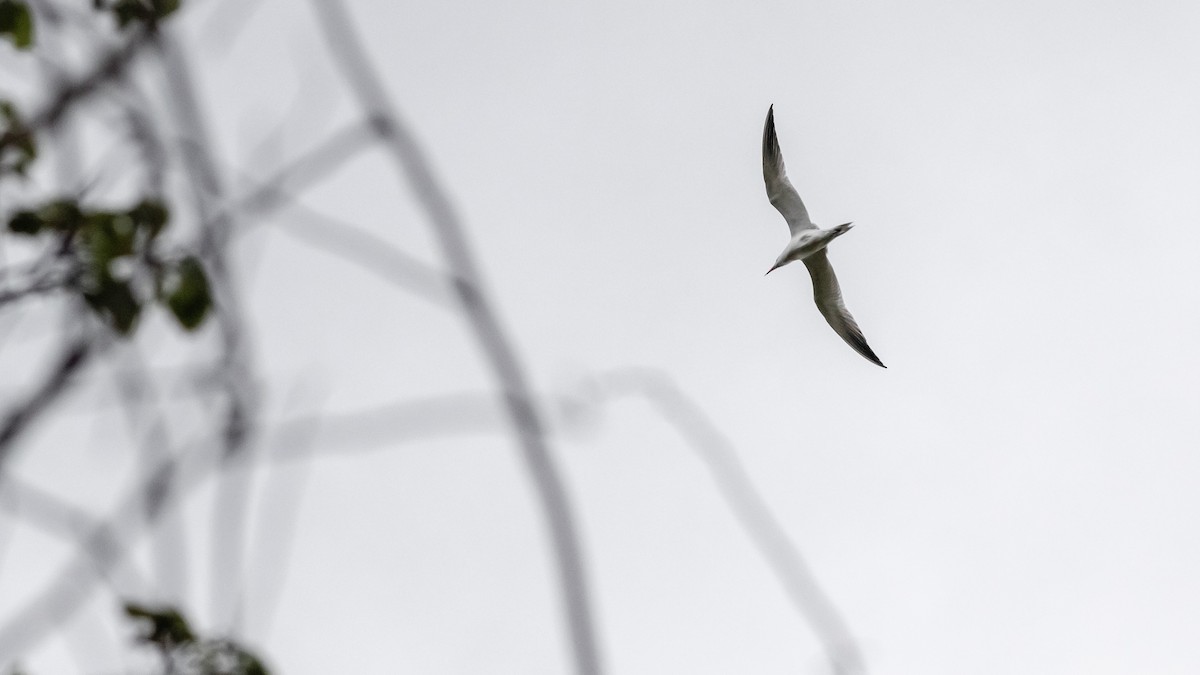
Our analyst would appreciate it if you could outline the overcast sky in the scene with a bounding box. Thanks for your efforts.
[6,0,1200,673]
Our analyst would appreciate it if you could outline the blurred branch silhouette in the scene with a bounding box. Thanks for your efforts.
[3,0,604,671]
[270,208,454,309]
[0,473,144,592]
[263,371,869,675]
[158,27,262,634]
[0,2,868,674]
[269,392,501,461]
[0,336,95,470]
[0,439,221,660]
[308,2,606,674]
[23,26,157,136]
[581,367,867,675]
[0,0,266,668]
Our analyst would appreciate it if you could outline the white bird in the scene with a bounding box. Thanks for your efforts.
[762,105,885,368]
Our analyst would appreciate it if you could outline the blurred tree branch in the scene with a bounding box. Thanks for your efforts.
[0,3,870,674]
[587,367,867,675]
[25,25,156,136]
[0,335,96,471]
[307,2,606,674]
[0,436,221,660]
[0,473,145,593]
[157,27,261,632]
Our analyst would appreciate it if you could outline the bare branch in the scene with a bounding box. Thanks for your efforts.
[196,0,269,57]
[113,80,169,197]
[273,208,454,308]
[217,120,379,230]
[158,29,262,632]
[308,3,605,673]
[206,119,456,306]
[240,388,326,641]
[0,439,223,661]
[592,367,867,675]
[0,384,501,660]
[109,346,189,601]
[0,474,147,592]
[0,269,74,308]
[0,336,94,472]
[27,28,157,136]
[0,474,99,541]
[267,391,502,462]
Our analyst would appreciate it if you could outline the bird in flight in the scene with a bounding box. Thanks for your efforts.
[762,105,885,368]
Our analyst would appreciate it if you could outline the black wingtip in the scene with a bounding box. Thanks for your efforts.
[763,107,778,161]
[867,351,887,368]
[847,334,886,368]
[860,351,886,368]
[861,344,886,368]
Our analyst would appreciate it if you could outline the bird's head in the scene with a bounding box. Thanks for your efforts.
[765,256,789,276]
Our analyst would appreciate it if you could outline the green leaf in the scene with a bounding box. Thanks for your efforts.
[112,214,136,253]
[110,0,180,29]
[7,209,40,235]
[127,198,169,239]
[0,0,34,50]
[110,1,138,28]
[37,199,83,232]
[242,654,270,675]
[0,99,36,176]
[81,213,115,275]
[163,256,211,330]
[84,276,140,335]
[155,0,180,20]
[85,212,136,257]
[123,602,196,646]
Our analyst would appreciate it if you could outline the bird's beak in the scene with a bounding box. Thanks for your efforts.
[765,261,782,276]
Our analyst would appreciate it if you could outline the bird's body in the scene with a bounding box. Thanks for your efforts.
[762,105,886,368]
[770,223,853,272]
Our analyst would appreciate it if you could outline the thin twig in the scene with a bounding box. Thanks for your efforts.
[0,388,503,661]
[272,209,454,308]
[158,29,261,633]
[0,474,100,542]
[109,346,189,601]
[594,367,867,675]
[267,391,502,463]
[216,120,379,232]
[240,386,326,641]
[27,28,156,136]
[0,270,73,308]
[196,0,269,58]
[0,438,223,661]
[0,336,93,472]
[308,3,605,673]
[113,80,169,197]
[0,474,147,593]
[208,119,454,305]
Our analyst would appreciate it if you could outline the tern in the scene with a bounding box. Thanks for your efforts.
[762,105,885,368]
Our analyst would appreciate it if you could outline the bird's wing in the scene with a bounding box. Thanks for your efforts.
[762,105,815,234]
[802,250,886,368]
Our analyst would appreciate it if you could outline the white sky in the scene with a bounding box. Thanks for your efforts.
[5,0,1200,673]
